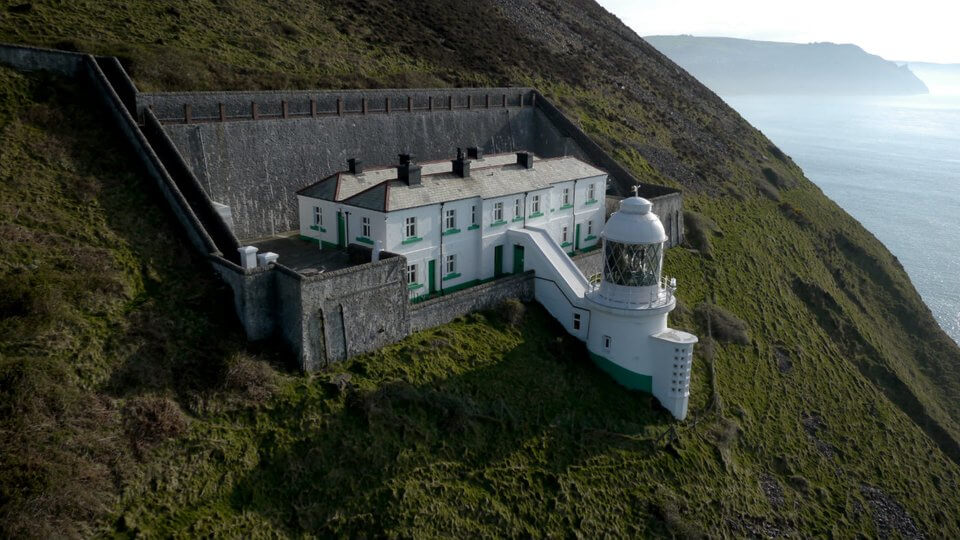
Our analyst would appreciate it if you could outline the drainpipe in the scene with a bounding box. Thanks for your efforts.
[439,202,445,295]
[570,179,577,254]
[523,192,528,228]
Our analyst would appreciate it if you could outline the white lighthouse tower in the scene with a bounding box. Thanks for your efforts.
[583,194,698,419]
[506,187,698,420]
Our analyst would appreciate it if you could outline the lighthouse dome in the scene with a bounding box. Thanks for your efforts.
[602,196,667,245]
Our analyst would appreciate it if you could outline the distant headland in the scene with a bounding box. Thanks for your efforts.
[646,35,929,96]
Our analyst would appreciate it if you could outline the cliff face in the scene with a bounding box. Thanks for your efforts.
[646,35,930,95]
[1,0,959,536]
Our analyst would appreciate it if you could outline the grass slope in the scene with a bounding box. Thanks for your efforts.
[1,0,959,536]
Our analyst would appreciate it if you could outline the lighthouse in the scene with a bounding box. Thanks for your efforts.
[583,194,698,419]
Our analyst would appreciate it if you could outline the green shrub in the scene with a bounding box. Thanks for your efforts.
[122,395,188,453]
[683,211,720,258]
[499,298,526,327]
[224,353,277,403]
[694,303,751,345]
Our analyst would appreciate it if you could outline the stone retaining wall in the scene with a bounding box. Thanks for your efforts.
[409,272,535,333]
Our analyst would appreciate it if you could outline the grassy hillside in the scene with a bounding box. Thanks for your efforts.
[1,0,959,536]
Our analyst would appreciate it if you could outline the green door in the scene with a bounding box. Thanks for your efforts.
[575,223,581,251]
[512,245,524,274]
[428,259,437,294]
[337,212,346,248]
[494,245,504,278]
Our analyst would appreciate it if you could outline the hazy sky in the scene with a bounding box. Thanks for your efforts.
[597,0,960,64]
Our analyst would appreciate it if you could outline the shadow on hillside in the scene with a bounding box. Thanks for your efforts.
[228,311,673,534]
[48,78,286,400]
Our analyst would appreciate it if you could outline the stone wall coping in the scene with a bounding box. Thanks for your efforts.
[139,86,537,98]
[409,271,534,311]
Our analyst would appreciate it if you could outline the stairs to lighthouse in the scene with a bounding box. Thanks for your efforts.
[506,227,590,331]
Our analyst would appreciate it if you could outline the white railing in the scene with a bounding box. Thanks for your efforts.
[587,275,677,309]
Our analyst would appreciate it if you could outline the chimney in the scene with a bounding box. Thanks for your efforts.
[238,245,258,270]
[257,251,279,267]
[398,153,413,165]
[516,151,534,169]
[452,147,471,178]
[467,146,483,160]
[398,161,422,186]
[347,157,363,174]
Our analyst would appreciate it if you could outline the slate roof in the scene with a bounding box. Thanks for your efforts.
[297,152,606,212]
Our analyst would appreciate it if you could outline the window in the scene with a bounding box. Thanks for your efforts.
[514,198,521,218]
[561,225,568,243]
[405,216,417,238]
[532,194,540,214]
[603,335,611,352]
[494,202,503,221]
[361,216,371,237]
[587,220,593,235]
[563,188,570,206]
[445,254,456,274]
[471,205,477,225]
[573,313,581,330]
[406,264,417,285]
[445,208,456,230]
[312,206,322,226]
[588,183,596,201]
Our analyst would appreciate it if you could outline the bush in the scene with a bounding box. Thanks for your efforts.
[224,354,276,403]
[683,211,720,258]
[761,166,795,190]
[767,143,788,162]
[122,395,187,453]
[694,303,751,345]
[499,298,526,327]
[778,202,812,228]
[755,179,781,202]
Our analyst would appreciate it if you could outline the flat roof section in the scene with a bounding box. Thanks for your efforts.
[252,234,356,275]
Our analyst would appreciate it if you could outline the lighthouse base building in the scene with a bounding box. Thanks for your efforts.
[291,151,697,419]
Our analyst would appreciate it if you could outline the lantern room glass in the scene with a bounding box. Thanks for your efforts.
[603,241,662,287]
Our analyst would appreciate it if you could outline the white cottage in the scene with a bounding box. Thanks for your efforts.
[296,150,607,299]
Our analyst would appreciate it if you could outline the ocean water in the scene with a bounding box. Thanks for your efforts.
[724,94,960,344]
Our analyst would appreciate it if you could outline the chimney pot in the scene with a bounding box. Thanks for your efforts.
[467,147,483,160]
[398,159,421,186]
[348,158,363,174]
[398,153,413,165]
[452,148,471,178]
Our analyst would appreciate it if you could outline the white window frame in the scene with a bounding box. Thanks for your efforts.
[313,206,322,226]
[603,335,611,352]
[514,198,521,219]
[471,205,477,225]
[587,220,593,236]
[563,187,570,206]
[494,202,503,222]
[561,225,569,243]
[588,183,596,201]
[361,216,371,237]
[532,194,540,214]
[445,253,456,274]
[445,208,456,230]
[407,263,417,285]
[573,313,581,330]
[405,216,417,239]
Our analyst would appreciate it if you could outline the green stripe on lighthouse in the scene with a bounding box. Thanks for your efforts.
[588,352,653,393]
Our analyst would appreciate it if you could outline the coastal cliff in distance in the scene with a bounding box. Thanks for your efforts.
[647,35,929,95]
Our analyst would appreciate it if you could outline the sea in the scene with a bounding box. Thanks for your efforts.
[723,93,960,345]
